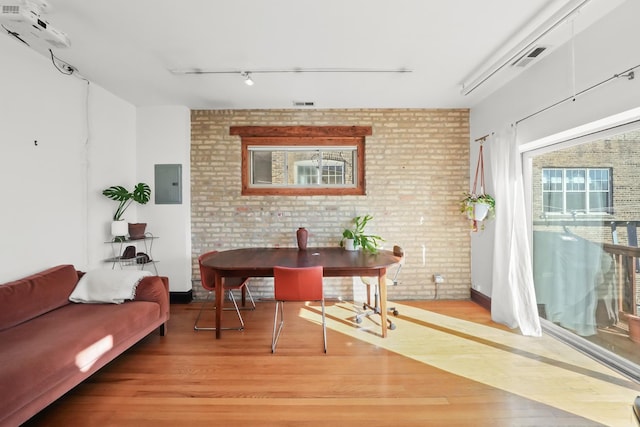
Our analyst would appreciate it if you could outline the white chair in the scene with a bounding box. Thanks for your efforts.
[355,245,404,330]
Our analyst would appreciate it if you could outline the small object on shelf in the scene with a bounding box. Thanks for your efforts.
[136,252,151,264]
[122,246,136,259]
[111,220,128,238]
[104,233,158,275]
[128,223,147,239]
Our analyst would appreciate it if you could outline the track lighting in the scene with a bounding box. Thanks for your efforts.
[241,71,254,86]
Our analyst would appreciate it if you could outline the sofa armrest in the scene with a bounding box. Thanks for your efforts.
[134,276,170,334]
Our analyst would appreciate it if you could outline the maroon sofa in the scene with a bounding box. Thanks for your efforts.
[0,264,169,426]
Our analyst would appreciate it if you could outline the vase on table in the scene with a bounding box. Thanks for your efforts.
[296,227,308,250]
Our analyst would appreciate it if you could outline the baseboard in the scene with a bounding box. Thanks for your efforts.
[470,288,491,312]
[170,290,193,304]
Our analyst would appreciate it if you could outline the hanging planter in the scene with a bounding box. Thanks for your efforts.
[461,137,495,232]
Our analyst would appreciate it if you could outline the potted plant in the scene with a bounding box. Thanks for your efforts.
[460,192,495,231]
[102,182,151,238]
[341,214,384,253]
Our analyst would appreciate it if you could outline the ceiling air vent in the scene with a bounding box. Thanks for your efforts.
[511,46,548,67]
[2,5,20,14]
[293,101,315,107]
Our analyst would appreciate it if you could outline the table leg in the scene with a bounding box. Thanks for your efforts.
[215,273,223,339]
[379,268,388,338]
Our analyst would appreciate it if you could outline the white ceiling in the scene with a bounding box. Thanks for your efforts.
[4,0,622,109]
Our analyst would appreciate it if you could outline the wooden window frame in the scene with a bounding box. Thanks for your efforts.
[230,126,371,196]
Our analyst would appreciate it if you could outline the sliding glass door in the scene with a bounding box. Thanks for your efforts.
[527,127,640,366]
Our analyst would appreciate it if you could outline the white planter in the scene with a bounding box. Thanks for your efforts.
[343,238,357,251]
[473,202,490,221]
[111,220,128,237]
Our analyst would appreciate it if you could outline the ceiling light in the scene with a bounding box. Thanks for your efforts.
[241,72,254,86]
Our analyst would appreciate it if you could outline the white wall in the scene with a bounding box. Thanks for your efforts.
[1,34,193,291]
[137,107,192,292]
[469,0,640,296]
[0,33,137,281]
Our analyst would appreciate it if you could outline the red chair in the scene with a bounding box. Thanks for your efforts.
[194,250,254,331]
[272,266,326,353]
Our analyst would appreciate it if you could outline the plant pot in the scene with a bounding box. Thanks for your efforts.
[111,220,128,237]
[473,202,490,221]
[343,238,357,251]
[128,223,147,240]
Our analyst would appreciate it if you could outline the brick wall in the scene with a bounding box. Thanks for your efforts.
[190,109,471,301]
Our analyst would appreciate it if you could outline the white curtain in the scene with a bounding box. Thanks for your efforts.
[488,126,542,337]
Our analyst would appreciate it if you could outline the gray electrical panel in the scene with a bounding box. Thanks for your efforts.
[154,164,182,204]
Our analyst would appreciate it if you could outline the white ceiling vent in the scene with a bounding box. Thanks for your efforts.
[511,46,548,67]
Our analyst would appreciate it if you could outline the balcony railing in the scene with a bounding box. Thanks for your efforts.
[602,243,640,319]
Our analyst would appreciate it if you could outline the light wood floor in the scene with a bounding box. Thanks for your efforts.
[23,300,640,427]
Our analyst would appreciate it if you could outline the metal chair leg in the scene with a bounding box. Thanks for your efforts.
[194,290,245,331]
[354,284,397,330]
[272,301,285,353]
[321,299,327,353]
[237,285,256,310]
[193,291,213,330]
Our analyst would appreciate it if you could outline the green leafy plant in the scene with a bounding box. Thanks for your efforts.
[102,183,151,221]
[341,214,384,253]
[460,192,495,231]
[460,193,495,217]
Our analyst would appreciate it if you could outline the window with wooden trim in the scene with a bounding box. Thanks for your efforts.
[230,126,370,196]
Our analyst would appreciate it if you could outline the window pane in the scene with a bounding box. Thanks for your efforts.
[543,192,563,213]
[589,169,609,191]
[543,169,563,191]
[566,192,586,212]
[252,151,276,184]
[589,192,609,212]
[565,169,585,191]
[296,164,319,184]
[248,146,357,189]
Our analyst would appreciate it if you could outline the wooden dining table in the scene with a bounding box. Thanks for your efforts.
[201,247,401,339]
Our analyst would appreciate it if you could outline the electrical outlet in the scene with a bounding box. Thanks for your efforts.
[433,274,444,284]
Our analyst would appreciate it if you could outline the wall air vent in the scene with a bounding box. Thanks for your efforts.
[511,46,548,67]
[293,101,315,107]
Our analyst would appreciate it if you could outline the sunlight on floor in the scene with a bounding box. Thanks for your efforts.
[299,301,640,426]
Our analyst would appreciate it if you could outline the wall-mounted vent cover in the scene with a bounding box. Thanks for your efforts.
[293,101,315,107]
[2,5,20,14]
[511,46,548,67]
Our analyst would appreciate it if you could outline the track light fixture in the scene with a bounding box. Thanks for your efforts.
[171,67,412,77]
[241,71,254,86]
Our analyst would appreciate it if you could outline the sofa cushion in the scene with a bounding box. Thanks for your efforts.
[69,269,152,304]
[0,300,161,423]
[0,265,79,332]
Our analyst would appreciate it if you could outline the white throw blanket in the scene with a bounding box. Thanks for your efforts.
[69,269,152,304]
